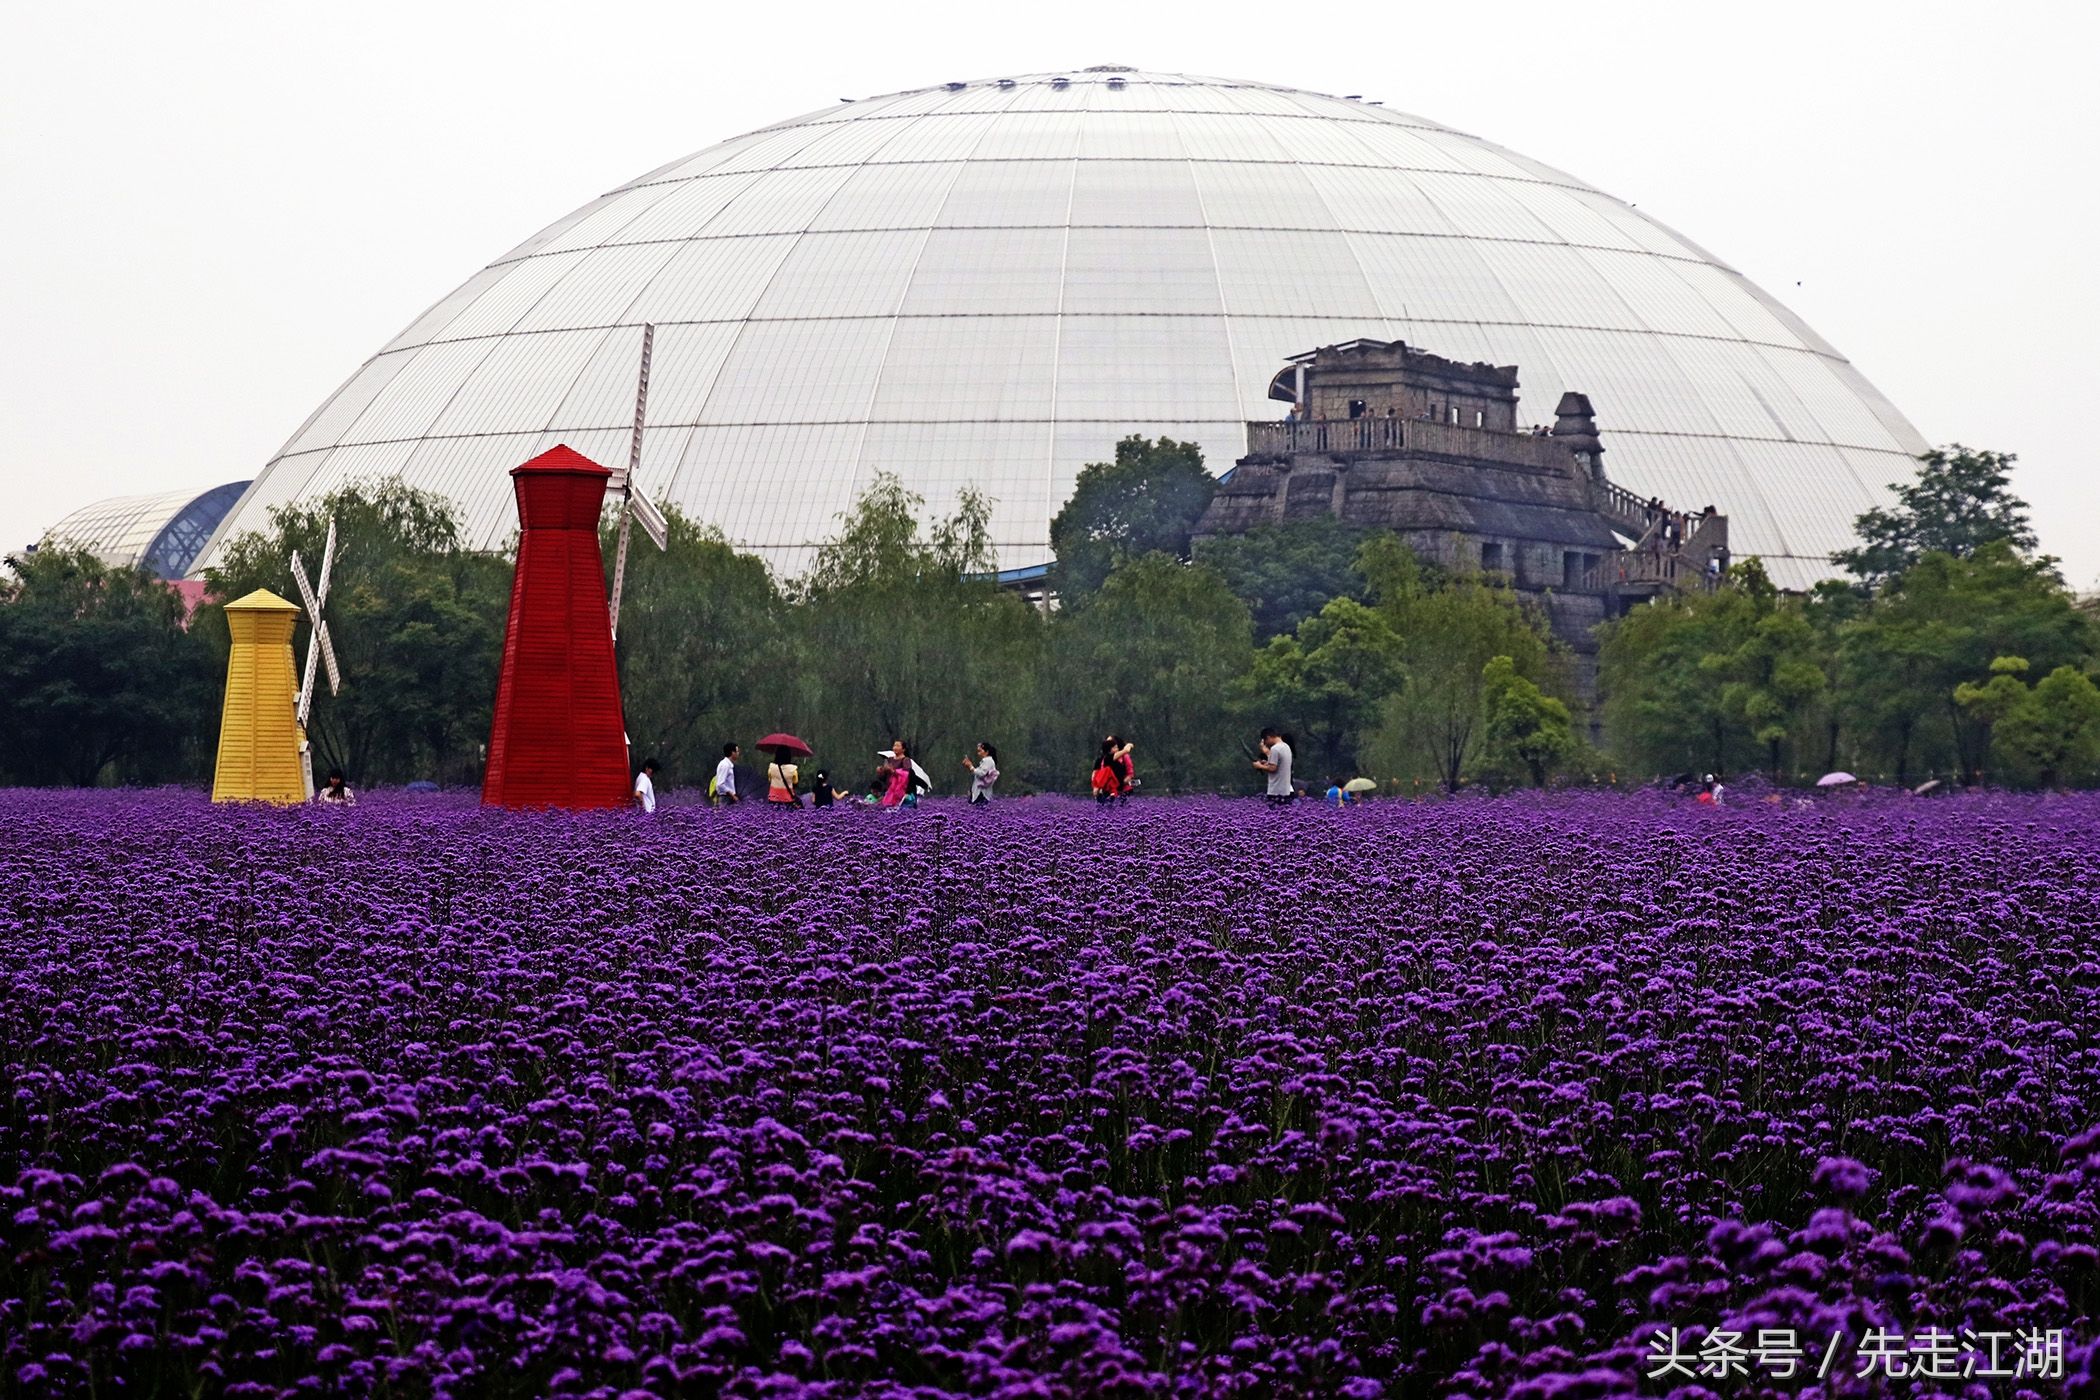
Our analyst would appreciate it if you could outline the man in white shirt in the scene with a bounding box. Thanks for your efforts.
[632,757,659,813]
[713,742,740,805]
[1254,727,1294,804]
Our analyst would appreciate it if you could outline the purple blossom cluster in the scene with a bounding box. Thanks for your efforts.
[3,789,2098,1397]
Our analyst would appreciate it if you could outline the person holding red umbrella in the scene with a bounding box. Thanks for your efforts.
[759,732,813,807]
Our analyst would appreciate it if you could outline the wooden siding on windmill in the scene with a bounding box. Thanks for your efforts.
[212,589,307,803]
[481,445,632,810]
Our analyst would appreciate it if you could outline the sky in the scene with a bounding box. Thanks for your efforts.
[2,0,2094,590]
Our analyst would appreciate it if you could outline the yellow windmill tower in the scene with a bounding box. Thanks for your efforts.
[211,590,306,802]
[212,521,342,803]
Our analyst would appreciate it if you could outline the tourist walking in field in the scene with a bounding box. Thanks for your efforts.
[964,742,1000,804]
[1254,728,1294,804]
[316,769,356,806]
[712,743,741,805]
[632,758,659,813]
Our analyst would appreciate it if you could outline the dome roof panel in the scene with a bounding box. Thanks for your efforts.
[533,182,689,257]
[1069,155,1203,223]
[932,159,1078,225]
[423,331,604,438]
[599,172,765,246]
[698,318,895,423]
[749,228,933,317]
[806,161,967,230]
[627,235,799,323]
[199,67,1927,591]
[1299,165,1464,237]
[897,227,1067,315]
[618,321,746,426]
[869,315,1058,420]
[1190,158,1335,229]
[1338,121,1483,173]
[1489,178,1648,251]
[1211,228,1384,318]
[436,251,592,340]
[339,339,504,442]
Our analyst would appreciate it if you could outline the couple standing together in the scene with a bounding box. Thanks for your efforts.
[1093,735,1137,804]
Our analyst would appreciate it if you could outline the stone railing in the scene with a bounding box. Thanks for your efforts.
[1592,479,1655,535]
[1245,418,1565,471]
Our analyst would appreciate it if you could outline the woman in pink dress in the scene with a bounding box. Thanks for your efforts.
[880,758,911,808]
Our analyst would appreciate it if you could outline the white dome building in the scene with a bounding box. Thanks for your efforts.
[199,66,1925,588]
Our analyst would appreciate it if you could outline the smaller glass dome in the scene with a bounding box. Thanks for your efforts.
[39,481,251,579]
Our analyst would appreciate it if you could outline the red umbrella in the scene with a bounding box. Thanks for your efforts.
[757,733,813,757]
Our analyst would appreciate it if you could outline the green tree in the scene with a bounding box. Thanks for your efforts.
[1049,553,1255,791]
[1841,543,2093,784]
[1601,560,1830,781]
[1048,436,1215,599]
[1358,536,1560,792]
[1597,592,1735,778]
[2001,666,2100,789]
[1194,517,1374,639]
[1951,656,2032,770]
[612,508,791,784]
[1801,580,1866,773]
[1834,445,2041,587]
[1480,654,1576,787]
[1701,561,1827,777]
[1246,596,1403,782]
[0,547,218,784]
[1956,657,2100,789]
[203,480,509,786]
[794,475,1041,791]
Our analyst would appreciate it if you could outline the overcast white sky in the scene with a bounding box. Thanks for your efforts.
[3,0,2094,588]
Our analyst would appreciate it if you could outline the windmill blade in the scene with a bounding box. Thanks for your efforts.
[629,483,669,551]
[290,551,325,722]
[315,519,338,606]
[316,619,342,695]
[608,323,657,637]
[297,632,321,725]
[290,551,322,621]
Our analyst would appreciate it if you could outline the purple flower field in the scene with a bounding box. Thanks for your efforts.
[2,789,2097,1398]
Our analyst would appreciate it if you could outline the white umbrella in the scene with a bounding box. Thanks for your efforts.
[1816,771,1859,788]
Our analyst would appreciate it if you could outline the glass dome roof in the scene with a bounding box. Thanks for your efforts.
[43,481,250,580]
[199,67,1926,588]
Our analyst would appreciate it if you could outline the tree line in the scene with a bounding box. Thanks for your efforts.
[2,440,2094,793]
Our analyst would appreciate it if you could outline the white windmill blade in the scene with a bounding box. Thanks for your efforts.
[291,549,324,722]
[290,550,322,620]
[628,482,670,552]
[297,636,322,724]
[608,323,658,638]
[316,618,342,695]
[313,517,341,693]
[315,518,338,605]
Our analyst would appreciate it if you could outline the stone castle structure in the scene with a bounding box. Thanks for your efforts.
[1194,339,1730,694]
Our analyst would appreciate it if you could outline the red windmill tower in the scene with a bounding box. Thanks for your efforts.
[481,445,631,808]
